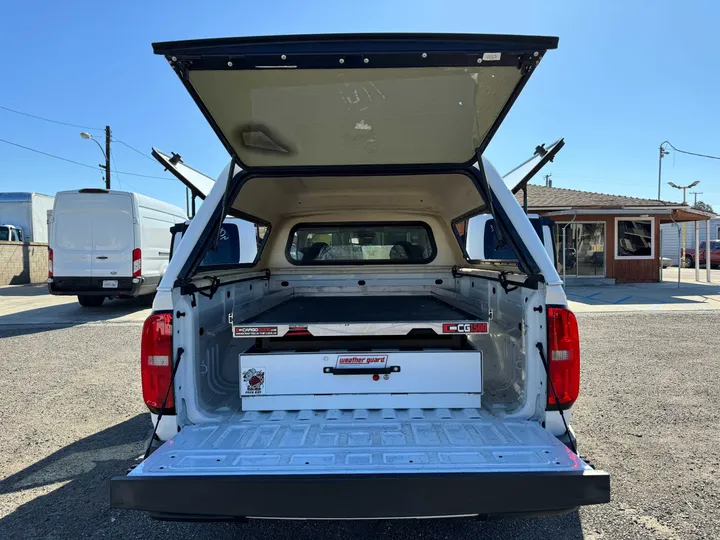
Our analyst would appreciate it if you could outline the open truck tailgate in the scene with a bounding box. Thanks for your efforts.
[111,409,609,519]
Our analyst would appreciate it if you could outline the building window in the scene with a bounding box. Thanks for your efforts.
[615,218,654,259]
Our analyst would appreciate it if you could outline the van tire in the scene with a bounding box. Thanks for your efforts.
[78,295,104,307]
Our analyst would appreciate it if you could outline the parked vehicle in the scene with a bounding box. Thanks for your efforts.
[110,33,610,521]
[465,213,556,263]
[0,192,54,243]
[0,224,24,242]
[170,218,258,266]
[684,240,720,268]
[48,188,186,306]
[661,256,672,269]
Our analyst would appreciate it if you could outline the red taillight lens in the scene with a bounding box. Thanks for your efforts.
[132,248,142,277]
[546,307,580,410]
[141,312,174,410]
[48,248,53,277]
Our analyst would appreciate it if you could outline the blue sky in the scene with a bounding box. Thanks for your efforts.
[1,0,719,212]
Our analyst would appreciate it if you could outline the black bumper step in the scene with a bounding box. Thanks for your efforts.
[111,469,610,520]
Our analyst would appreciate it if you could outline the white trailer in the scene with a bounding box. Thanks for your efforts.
[661,218,720,266]
[0,192,55,243]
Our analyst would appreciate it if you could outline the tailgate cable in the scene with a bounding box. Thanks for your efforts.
[535,342,578,455]
[143,347,184,459]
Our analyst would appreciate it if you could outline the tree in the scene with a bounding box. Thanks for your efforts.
[693,201,715,213]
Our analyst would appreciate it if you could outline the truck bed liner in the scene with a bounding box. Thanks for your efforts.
[232,292,489,338]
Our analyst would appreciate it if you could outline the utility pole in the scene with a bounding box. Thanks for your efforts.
[690,191,703,206]
[104,125,111,189]
[544,174,552,187]
[658,141,670,200]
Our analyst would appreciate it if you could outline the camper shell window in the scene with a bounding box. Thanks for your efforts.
[286,222,436,265]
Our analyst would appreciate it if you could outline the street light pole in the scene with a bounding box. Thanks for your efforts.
[80,128,111,189]
[658,141,670,200]
[667,180,700,267]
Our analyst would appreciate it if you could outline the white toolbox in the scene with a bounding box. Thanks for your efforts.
[240,350,482,411]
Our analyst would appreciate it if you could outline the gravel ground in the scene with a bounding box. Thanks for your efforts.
[0,313,718,539]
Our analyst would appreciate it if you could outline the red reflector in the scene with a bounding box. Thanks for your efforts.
[132,248,142,277]
[284,326,312,337]
[141,312,173,410]
[48,248,53,277]
[546,307,580,410]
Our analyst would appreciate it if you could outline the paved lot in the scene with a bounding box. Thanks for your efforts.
[1,288,719,539]
[0,285,151,325]
[568,272,720,313]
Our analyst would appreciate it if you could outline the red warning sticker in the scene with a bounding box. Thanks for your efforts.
[442,323,488,334]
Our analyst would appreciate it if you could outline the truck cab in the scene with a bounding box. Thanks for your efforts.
[0,224,23,242]
[111,33,609,521]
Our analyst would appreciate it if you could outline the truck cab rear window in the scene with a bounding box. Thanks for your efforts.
[287,223,436,265]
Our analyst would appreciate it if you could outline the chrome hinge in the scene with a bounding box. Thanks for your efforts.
[488,308,494,320]
[228,312,233,325]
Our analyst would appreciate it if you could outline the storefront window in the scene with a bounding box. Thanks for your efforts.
[555,222,606,277]
[616,219,654,259]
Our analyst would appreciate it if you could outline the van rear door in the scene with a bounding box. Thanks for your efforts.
[90,192,135,278]
[52,190,135,278]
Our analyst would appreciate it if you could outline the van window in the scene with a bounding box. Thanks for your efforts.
[0,227,8,242]
[202,223,240,265]
[287,222,436,265]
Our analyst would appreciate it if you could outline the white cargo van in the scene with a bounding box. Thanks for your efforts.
[111,33,610,521]
[48,189,186,307]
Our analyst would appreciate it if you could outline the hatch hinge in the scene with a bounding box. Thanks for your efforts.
[519,53,539,75]
[228,312,233,325]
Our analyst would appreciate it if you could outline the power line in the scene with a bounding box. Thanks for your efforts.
[0,137,175,181]
[0,138,100,170]
[664,141,720,162]
[113,170,174,181]
[113,139,158,164]
[0,105,104,131]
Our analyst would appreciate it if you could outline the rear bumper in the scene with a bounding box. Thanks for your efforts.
[48,276,143,296]
[110,469,610,520]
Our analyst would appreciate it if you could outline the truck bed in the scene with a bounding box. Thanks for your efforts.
[232,292,489,338]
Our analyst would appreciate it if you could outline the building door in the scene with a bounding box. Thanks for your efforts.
[556,222,606,277]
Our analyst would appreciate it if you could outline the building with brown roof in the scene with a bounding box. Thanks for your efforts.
[515,185,714,283]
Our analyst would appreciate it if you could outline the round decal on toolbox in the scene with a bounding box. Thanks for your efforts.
[242,368,265,395]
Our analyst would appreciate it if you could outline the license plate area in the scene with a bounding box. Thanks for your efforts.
[102,280,119,288]
[240,350,482,411]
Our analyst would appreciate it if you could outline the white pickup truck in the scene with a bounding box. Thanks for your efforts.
[111,33,610,521]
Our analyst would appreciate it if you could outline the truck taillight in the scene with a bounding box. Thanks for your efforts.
[48,248,53,277]
[132,248,142,277]
[546,307,580,410]
[141,312,174,411]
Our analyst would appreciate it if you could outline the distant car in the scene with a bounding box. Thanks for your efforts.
[684,240,720,268]
[661,257,672,269]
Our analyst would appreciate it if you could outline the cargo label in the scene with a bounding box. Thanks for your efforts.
[234,326,278,337]
[442,323,489,334]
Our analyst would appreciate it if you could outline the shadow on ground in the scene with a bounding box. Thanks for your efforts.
[0,285,152,334]
[567,281,720,308]
[0,415,585,540]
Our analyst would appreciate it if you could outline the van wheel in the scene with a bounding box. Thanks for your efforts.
[78,295,104,307]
